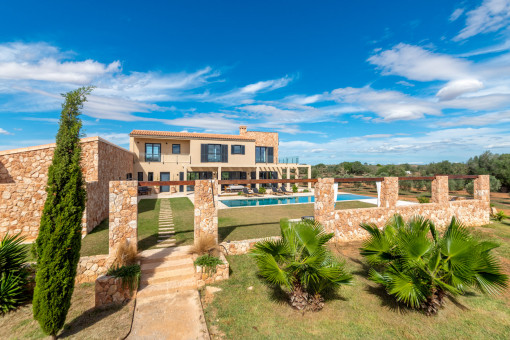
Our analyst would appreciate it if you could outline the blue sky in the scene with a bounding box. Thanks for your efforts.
[1,0,510,165]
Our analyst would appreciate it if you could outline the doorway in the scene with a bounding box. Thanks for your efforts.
[160,172,170,192]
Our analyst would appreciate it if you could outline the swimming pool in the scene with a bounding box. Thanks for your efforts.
[220,193,373,208]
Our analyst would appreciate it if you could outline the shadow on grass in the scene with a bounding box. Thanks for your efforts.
[218,222,280,242]
[364,284,411,314]
[59,303,126,338]
[138,199,156,213]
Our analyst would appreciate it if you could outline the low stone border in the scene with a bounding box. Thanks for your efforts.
[95,275,137,308]
[194,252,229,288]
[220,236,281,255]
[76,254,112,283]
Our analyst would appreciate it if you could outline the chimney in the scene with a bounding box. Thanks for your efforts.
[239,125,247,135]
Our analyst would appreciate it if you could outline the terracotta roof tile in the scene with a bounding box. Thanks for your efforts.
[129,130,255,141]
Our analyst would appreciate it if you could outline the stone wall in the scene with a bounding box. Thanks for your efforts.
[76,254,112,283]
[194,180,218,244]
[109,181,138,255]
[239,128,279,163]
[314,178,336,233]
[220,236,281,255]
[431,176,449,204]
[0,137,133,241]
[194,253,229,288]
[379,177,399,208]
[95,275,136,308]
[314,176,491,242]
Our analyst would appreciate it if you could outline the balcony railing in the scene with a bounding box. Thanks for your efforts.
[278,156,299,164]
[136,153,191,164]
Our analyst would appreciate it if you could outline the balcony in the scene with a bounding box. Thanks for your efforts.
[278,156,299,164]
[136,153,191,164]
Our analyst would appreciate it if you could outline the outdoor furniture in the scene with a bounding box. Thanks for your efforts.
[252,187,264,196]
[242,187,255,196]
[280,187,293,195]
[138,186,151,195]
[226,184,245,193]
[271,187,284,195]
[301,216,314,222]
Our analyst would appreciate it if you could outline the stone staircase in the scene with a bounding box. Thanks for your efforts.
[137,246,197,299]
[156,199,176,248]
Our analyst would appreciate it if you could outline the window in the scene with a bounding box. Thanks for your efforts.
[201,144,228,162]
[137,172,144,181]
[172,144,181,154]
[145,143,161,162]
[148,172,154,181]
[126,173,132,180]
[256,146,274,163]
[231,145,245,155]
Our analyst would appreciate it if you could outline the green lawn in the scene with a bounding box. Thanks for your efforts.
[80,219,109,256]
[137,198,161,251]
[202,220,510,340]
[170,197,195,247]
[218,201,375,242]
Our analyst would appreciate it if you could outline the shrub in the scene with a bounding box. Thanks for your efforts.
[360,215,508,315]
[189,235,220,257]
[33,87,91,338]
[0,233,29,314]
[237,191,242,195]
[292,184,298,193]
[492,211,508,222]
[251,220,353,311]
[194,254,223,275]
[303,189,310,193]
[107,264,141,291]
[111,240,138,268]
[258,187,266,194]
[417,196,430,203]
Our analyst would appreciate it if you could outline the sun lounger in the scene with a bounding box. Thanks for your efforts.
[271,187,284,195]
[280,187,293,195]
[252,187,264,196]
[242,187,255,196]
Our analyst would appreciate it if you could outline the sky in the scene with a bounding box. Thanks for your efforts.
[0,0,510,165]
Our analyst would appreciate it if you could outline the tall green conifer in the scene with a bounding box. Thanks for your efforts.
[33,87,91,338]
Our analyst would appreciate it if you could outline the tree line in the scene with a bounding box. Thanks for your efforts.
[311,151,510,193]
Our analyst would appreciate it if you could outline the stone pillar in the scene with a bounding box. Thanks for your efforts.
[308,165,312,190]
[256,167,260,189]
[194,179,218,244]
[109,181,138,255]
[474,175,490,202]
[286,167,290,190]
[314,178,336,233]
[379,177,399,208]
[431,176,449,204]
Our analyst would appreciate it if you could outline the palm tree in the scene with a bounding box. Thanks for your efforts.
[360,215,508,315]
[250,220,353,311]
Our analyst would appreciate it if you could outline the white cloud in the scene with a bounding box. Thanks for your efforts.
[454,0,510,40]
[240,76,292,94]
[436,79,484,100]
[368,43,471,81]
[330,86,440,121]
[449,8,465,22]
[0,127,12,135]
[435,110,510,127]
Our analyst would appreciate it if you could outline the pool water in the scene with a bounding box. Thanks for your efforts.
[220,193,373,208]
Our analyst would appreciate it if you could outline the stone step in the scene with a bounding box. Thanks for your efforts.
[159,227,175,231]
[154,244,176,249]
[159,230,175,234]
[141,258,193,273]
[140,267,195,285]
[158,236,175,240]
[157,238,176,243]
[140,246,192,263]
[137,278,197,299]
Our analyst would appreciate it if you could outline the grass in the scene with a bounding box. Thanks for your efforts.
[0,283,134,340]
[137,198,161,251]
[80,219,109,256]
[202,219,510,339]
[170,197,195,246]
[218,201,375,242]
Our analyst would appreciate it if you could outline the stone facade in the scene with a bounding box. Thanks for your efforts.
[0,137,133,241]
[109,181,138,255]
[379,177,398,208]
[431,176,449,204]
[95,275,136,308]
[314,176,491,242]
[220,236,281,255]
[194,253,229,288]
[314,178,336,233]
[239,126,279,162]
[194,180,218,244]
[76,254,113,283]
[474,175,490,202]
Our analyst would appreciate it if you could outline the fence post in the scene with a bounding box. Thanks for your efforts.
[379,177,399,208]
[314,178,336,233]
[473,175,490,202]
[194,179,219,244]
[431,176,449,204]
[109,180,138,255]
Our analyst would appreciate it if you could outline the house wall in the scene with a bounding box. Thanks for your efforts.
[0,137,133,241]
[239,129,279,164]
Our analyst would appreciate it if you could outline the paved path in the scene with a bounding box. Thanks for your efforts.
[155,199,177,249]
[127,247,209,340]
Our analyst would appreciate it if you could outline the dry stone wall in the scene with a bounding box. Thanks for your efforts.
[194,253,229,287]
[194,179,218,244]
[76,254,112,284]
[431,176,449,204]
[314,176,491,242]
[220,236,281,255]
[0,137,133,241]
[109,180,138,254]
[95,275,136,308]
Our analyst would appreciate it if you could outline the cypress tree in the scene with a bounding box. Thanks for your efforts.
[33,87,92,338]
